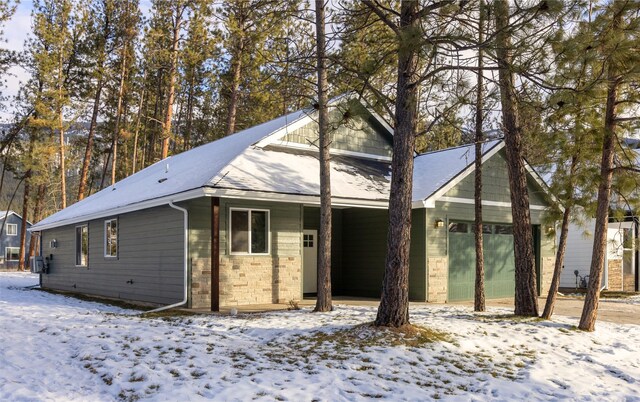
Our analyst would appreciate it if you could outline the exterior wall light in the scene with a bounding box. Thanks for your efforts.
[435,219,445,229]
[50,239,58,249]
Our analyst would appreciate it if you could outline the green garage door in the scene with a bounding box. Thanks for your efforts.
[447,222,515,301]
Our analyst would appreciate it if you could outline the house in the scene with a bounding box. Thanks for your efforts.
[0,210,31,270]
[29,98,556,309]
[561,145,639,293]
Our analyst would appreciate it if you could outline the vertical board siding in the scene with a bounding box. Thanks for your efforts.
[40,205,184,304]
[341,208,426,300]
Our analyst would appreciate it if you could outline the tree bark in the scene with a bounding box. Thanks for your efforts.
[474,0,486,313]
[161,5,184,160]
[494,0,538,317]
[374,0,420,328]
[579,76,620,331]
[542,205,572,319]
[313,0,332,313]
[111,42,128,185]
[18,179,30,271]
[28,184,47,261]
[132,82,146,175]
[78,78,103,201]
[225,40,244,136]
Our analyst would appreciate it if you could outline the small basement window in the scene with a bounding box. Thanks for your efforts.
[76,225,88,266]
[5,247,19,261]
[6,223,17,236]
[104,219,118,258]
[230,208,270,254]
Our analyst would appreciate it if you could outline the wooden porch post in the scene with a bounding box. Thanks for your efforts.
[211,197,220,311]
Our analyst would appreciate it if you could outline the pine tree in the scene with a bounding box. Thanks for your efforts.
[579,0,640,331]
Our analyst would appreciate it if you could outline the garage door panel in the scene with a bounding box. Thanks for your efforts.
[448,223,515,301]
[448,233,475,301]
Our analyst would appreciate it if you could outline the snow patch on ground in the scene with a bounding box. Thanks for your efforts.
[1,272,639,401]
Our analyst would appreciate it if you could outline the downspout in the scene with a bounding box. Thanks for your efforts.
[146,201,188,313]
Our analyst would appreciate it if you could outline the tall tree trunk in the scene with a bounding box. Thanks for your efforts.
[18,178,31,271]
[58,41,67,210]
[542,203,572,319]
[314,0,332,313]
[78,78,103,201]
[374,0,420,328]
[579,76,620,331]
[494,0,538,317]
[28,184,47,260]
[161,6,183,160]
[111,43,128,185]
[184,76,195,151]
[474,0,486,313]
[225,43,243,136]
[132,83,146,174]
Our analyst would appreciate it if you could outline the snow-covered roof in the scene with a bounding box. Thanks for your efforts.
[412,140,504,206]
[32,98,547,232]
[32,108,313,231]
[212,147,391,201]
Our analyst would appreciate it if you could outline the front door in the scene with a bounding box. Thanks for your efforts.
[303,230,318,293]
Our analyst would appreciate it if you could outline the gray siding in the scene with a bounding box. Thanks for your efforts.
[282,103,392,157]
[0,213,31,268]
[40,205,184,304]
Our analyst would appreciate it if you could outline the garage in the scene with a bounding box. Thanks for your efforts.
[447,221,516,301]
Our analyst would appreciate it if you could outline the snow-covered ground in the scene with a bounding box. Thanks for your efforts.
[1,272,639,402]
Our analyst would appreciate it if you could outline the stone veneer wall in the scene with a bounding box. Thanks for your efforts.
[427,257,448,303]
[219,256,301,305]
[540,257,555,297]
[623,269,635,292]
[607,259,623,291]
[191,257,212,309]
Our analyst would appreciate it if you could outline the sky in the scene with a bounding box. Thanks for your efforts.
[0,0,152,123]
[1,0,32,122]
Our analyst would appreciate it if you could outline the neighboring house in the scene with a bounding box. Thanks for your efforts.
[561,220,638,292]
[0,210,31,270]
[30,98,556,309]
[561,145,639,292]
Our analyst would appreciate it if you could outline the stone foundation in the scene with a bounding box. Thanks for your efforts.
[427,257,448,303]
[219,255,301,305]
[190,257,212,309]
[607,259,623,291]
[540,257,555,297]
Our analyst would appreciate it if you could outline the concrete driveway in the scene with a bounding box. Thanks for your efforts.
[447,296,640,325]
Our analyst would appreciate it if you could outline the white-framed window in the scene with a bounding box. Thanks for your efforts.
[229,208,270,255]
[76,225,88,266]
[5,223,17,236]
[5,247,19,262]
[104,219,118,258]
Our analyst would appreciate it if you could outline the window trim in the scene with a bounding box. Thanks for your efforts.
[75,224,89,267]
[6,223,17,236]
[104,218,118,258]
[5,246,19,262]
[229,208,271,256]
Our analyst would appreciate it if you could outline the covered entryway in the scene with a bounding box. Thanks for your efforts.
[303,229,318,294]
[447,221,516,301]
